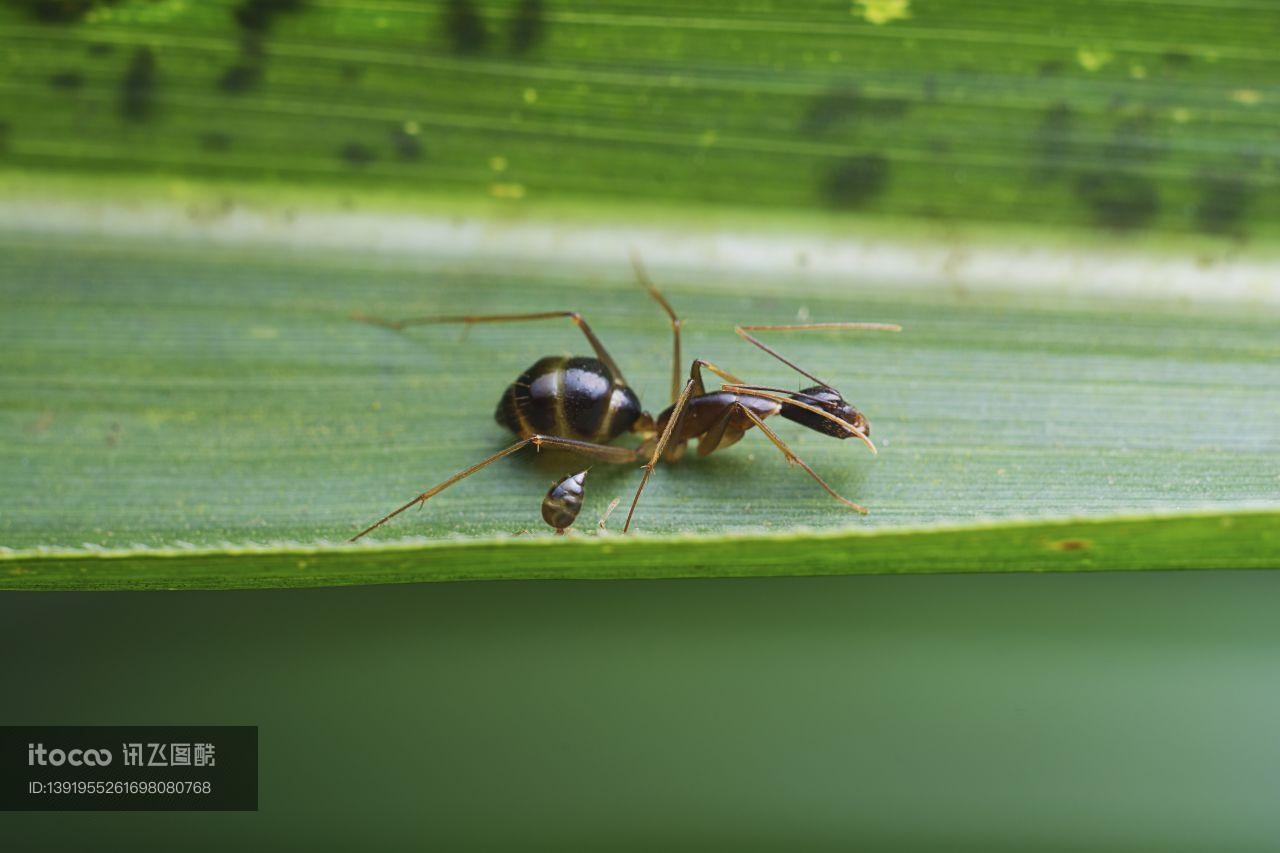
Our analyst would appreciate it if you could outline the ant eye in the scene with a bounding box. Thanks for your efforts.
[794,385,847,412]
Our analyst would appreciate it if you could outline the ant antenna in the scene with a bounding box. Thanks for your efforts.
[630,250,684,404]
[735,323,901,389]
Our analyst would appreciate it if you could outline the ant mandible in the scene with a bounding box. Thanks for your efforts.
[349,256,900,540]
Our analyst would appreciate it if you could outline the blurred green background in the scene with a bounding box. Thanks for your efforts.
[6,572,1280,851]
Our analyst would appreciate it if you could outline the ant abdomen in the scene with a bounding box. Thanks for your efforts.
[496,356,642,443]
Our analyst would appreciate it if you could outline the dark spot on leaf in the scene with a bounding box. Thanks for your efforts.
[0,121,9,154]
[218,62,263,93]
[822,155,890,209]
[801,88,910,135]
[233,0,304,33]
[119,46,156,122]
[1104,94,1128,114]
[1075,171,1159,231]
[1037,60,1066,77]
[49,70,85,91]
[1194,174,1254,235]
[87,41,114,56]
[1105,114,1163,164]
[240,32,267,60]
[340,64,364,83]
[802,89,859,134]
[1049,539,1092,552]
[199,131,233,152]
[509,0,545,54]
[865,97,910,119]
[16,0,116,24]
[340,142,376,166]
[390,127,423,161]
[444,0,487,54]
[223,1,301,93]
[1162,50,1192,68]
[1030,101,1073,182]
[233,2,270,32]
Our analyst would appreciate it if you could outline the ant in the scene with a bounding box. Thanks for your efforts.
[350,257,900,541]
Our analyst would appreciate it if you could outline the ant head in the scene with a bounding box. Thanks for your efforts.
[779,385,869,440]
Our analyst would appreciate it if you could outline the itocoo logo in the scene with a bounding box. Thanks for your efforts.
[27,743,113,766]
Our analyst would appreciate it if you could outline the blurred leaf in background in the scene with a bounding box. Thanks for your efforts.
[2,0,1277,234]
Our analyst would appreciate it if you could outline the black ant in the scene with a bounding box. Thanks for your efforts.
[350,258,899,540]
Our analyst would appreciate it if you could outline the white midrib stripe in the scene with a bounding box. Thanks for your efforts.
[4,198,1279,306]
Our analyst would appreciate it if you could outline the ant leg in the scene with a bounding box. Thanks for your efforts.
[735,405,869,514]
[630,252,683,404]
[351,435,637,541]
[623,377,697,533]
[353,310,631,386]
[734,323,902,388]
[689,358,743,395]
[694,404,745,457]
[629,357,731,436]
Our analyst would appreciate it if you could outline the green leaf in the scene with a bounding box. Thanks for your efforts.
[1,1,1278,588]
[2,231,1277,588]
[4,512,1278,591]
